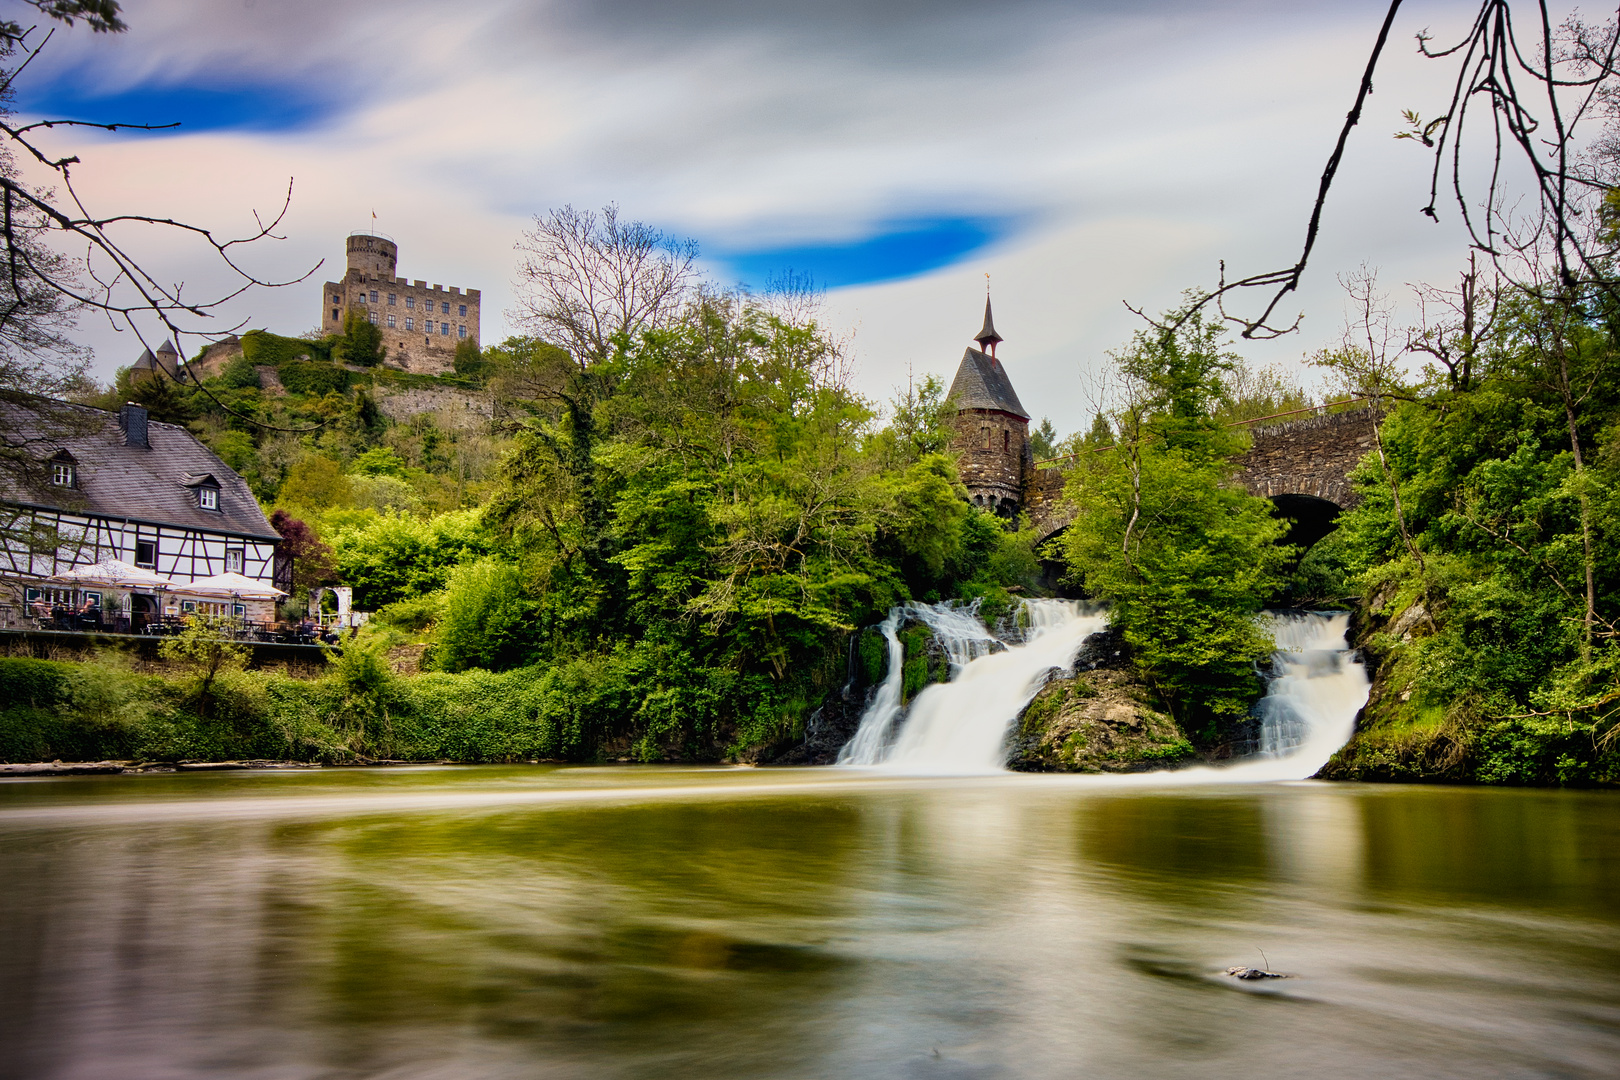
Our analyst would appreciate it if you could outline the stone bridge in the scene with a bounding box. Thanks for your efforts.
[1025,406,1379,549]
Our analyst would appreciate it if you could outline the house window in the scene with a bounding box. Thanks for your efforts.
[458,325,467,339]
[51,462,75,487]
[232,604,246,618]
[369,312,378,325]
[440,301,450,314]
[387,313,397,328]
[135,540,156,568]
[369,290,379,304]
[180,599,197,614]
[198,487,218,510]
[406,296,414,310]
[458,304,467,317]
[225,547,245,573]
[405,317,414,331]
[439,322,449,335]
[387,293,397,306]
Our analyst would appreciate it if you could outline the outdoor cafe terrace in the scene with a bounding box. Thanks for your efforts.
[0,560,339,648]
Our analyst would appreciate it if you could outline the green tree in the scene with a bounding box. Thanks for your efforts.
[333,309,385,367]
[1063,305,1290,730]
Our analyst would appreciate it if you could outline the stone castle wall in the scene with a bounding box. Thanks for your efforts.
[321,235,481,375]
[952,408,1028,514]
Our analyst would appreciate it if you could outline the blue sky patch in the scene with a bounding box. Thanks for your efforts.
[716,215,1015,290]
[17,77,331,134]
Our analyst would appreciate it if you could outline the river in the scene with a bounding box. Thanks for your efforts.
[2,766,1617,1078]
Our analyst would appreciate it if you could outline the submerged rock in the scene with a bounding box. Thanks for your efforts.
[1224,966,1287,980]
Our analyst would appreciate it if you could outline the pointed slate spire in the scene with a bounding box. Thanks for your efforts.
[974,295,1003,356]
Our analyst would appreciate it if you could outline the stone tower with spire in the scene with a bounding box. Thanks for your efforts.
[946,295,1030,516]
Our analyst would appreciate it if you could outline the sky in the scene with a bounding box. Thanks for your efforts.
[9,0,1532,434]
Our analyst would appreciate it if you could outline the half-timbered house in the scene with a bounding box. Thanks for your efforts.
[0,399,286,628]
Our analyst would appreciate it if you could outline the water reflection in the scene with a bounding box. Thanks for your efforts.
[0,768,1617,1079]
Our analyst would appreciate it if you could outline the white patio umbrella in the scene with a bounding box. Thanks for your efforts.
[173,571,287,601]
[52,559,178,590]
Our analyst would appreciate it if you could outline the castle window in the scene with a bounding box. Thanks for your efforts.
[369,290,379,304]
[458,324,466,339]
[458,304,467,317]
[355,293,365,304]
[387,313,396,328]
[387,293,396,306]
[405,317,414,331]
[1003,430,1010,452]
[982,427,992,449]
[369,312,378,325]
[406,297,414,310]
[439,321,449,335]
[440,301,449,315]
[332,308,339,322]
[331,294,340,304]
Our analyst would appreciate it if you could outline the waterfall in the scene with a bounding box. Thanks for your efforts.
[1237,610,1369,778]
[836,605,1367,781]
[839,600,1107,773]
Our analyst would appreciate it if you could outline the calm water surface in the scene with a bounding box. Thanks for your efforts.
[1,766,1617,1079]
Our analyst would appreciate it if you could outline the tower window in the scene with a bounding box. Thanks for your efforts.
[387,313,396,328]
[331,294,340,304]
[387,293,396,306]
[982,427,992,449]
[356,293,366,304]
[458,304,467,317]
[1003,430,1010,452]
[405,317,414,331]
[369,290,379,304]
[332,308,339,321]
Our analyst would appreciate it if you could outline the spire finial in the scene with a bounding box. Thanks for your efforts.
[974,281,1002,358]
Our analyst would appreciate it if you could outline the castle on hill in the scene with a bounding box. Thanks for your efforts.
[322,234,481,375]
[946,296,1032,517]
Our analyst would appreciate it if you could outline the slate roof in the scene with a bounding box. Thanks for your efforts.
[947,347,1029,420]
[0,399,280,541]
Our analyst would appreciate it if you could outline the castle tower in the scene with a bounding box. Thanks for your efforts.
[947,295,1030,516]
[320,233,481,376]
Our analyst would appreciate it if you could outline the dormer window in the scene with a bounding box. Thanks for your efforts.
[48,449,77,487]
[183,472,222,512]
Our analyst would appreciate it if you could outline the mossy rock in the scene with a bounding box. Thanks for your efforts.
[1010,670,1193,773]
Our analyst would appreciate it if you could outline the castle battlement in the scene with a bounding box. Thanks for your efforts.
[321,235,481,376]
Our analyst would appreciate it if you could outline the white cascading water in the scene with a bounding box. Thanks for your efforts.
[837,604,1368,780]
[840,600,1106,773]
[1223,610,1370,780]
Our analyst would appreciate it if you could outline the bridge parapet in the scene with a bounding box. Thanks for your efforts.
[1018,404,1380,545]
